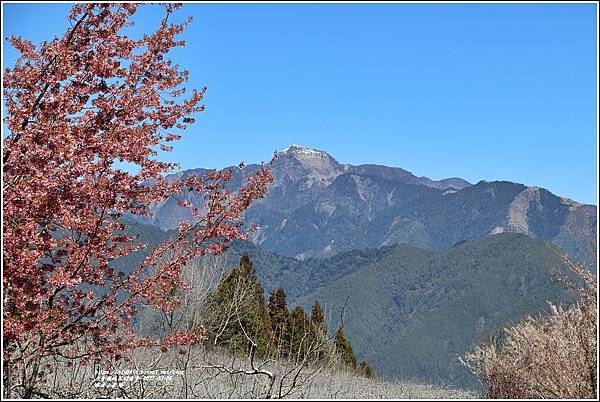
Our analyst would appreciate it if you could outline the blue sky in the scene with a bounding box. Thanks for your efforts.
[3,3,598,204]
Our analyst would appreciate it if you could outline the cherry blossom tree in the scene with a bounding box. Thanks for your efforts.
[2,3,272,397]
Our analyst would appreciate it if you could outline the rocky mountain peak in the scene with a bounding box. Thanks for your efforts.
[146,146,595,267]
[280,144,330,158]
[275,145,343,187]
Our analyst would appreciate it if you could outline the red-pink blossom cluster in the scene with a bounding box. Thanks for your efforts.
[3,3,272,368]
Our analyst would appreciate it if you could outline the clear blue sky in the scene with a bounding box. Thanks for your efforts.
[3,3,598,204]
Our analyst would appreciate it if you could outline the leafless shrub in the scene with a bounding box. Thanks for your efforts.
[135,253,228,338]
[462,253,597,399]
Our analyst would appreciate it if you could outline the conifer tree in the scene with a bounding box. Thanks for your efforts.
[240,254,272,339]
[288,306,311,361]
[206,254,272,356]
[310,300,326,333]
[309,300,329,360]
[268,287,290,357]
[335,328,357,369]
[358,361,375,379]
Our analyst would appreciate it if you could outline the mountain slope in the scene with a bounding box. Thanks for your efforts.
[290,233,577,389]
[201,233,580,389]
[118,222,581,390]
[141,145,597,267]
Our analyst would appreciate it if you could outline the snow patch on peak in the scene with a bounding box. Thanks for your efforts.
[281,144,327,157]
[278,145,341,188]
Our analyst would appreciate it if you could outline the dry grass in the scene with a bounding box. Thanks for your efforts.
[14,347,477,399]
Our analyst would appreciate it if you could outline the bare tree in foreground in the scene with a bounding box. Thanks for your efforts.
[462,252,597,399]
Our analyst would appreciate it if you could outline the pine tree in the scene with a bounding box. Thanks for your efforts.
[268,287,290,357]
[288,306,311,362]
[206,254,272,356]
[310,300,326,334]
[358,361,375,379]
[241,254,273,355]
[335,328,357,369]
[309,300,329,360]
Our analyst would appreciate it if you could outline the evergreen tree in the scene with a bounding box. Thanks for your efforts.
[310,300,326,333]
[288,306,311,361]
[335,328,357,369]
[205,254,272,356]
[357,361,375,379]
[309,300,329,360]
[240,254,272,345]
[268,287,290,357]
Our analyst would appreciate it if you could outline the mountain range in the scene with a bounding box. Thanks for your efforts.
[124,145,596,389]
[141,145,597,268]
[122,221,579,389]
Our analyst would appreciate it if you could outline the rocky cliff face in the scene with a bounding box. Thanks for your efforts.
[141,145,597,267]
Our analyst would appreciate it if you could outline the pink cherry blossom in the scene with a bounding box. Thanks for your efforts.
[3,2,273,382]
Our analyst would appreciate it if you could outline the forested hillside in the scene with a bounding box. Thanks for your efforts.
[120,222,579,389]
